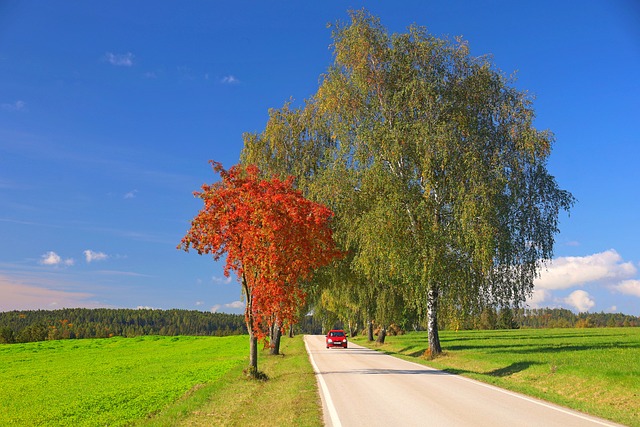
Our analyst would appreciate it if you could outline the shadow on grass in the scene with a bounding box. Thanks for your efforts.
[445,341,640,354]
[485,361,542,377]
[371,344,543,378]
[427,361,541,378]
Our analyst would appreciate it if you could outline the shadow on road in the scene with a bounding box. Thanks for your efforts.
[319,368,451,376]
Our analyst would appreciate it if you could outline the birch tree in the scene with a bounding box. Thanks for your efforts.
[313,10,574,355]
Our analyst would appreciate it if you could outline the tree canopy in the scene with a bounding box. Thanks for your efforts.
[241,10,574,355]
[179,161,342,373]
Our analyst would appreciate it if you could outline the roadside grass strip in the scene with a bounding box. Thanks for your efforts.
[352,328,640,427]
[142,334,323,427]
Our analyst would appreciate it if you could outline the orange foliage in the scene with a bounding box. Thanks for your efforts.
[179,161,343,339]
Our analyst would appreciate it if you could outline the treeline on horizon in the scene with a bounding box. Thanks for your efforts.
[0,308,247,344]
[1,307,638,344]
[461,307,640,331]
[317,307,640,337]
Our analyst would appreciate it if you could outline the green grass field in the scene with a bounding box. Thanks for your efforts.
[353,328,640,426]
[0,335,248,426]
[0,335,321,427]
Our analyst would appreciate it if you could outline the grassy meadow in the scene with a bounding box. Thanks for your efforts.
[0,334,321,426]
[353,327,640,426]
[3,328,638,426]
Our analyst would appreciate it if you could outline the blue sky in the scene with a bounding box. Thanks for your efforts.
[1,1,639,316]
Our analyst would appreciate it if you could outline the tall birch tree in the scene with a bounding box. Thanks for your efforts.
[315,10,574,355]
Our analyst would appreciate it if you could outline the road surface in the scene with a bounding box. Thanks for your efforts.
[304,335,623,427]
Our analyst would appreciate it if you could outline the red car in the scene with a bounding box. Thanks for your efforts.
[326,329,348,348]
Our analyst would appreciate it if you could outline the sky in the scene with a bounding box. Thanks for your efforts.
[1,1,639,317]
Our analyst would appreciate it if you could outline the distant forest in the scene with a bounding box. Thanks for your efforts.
[1,307,638,344]
[460,307,640,331]
[0,308,247,344]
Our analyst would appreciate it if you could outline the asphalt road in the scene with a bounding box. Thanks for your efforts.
[304,335,623,427]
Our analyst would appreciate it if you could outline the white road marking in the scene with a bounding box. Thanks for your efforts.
[304,336,342,427]
[444,366,619,426]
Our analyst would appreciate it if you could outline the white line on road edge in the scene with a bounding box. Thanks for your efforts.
[400,356,621,427]
[304,336,342,427]
[452,372,620,426]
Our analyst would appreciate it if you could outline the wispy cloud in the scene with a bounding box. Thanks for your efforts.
[124,190,138,199]
[95,270,151,277]
[612,279,640,297]
[103,52,135,67]
[221,75,239,84]
[40,251,74,267]
[84,250,109,263]
[0,275,100,311]
[225,301,244,309]
[1,100,26,112]
[212,275,233,285]
[210,300,244,313]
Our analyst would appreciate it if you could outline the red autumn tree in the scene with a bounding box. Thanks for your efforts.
[178,161,342,376]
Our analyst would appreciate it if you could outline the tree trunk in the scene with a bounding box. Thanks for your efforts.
[288,323,294,338]
[270,319,282,355]
[376,325,387,344]
[348,321,358,337]
[367,320,374,341]
[249,332,258,371]
[242,272,259,374]
[427,286,442,357]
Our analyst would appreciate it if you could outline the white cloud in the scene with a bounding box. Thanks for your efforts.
[124,190,138,199]
[612,280,640,297]
[212,275,233,285]
[221,75,239,84]
[225,300,244,309]
[195,301,204,306]
[84,250,109,263]
[525,288,552,308]
[210,301,244,313]
[40,251,74,267]
[564,290,595,312]
[1,100,26,111]
[535,250,637,290]
[41,251,61,265]
[104,52,134,67]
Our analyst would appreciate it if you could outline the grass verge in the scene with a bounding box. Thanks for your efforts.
[140,334,322,427]
[353,328,640,426]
